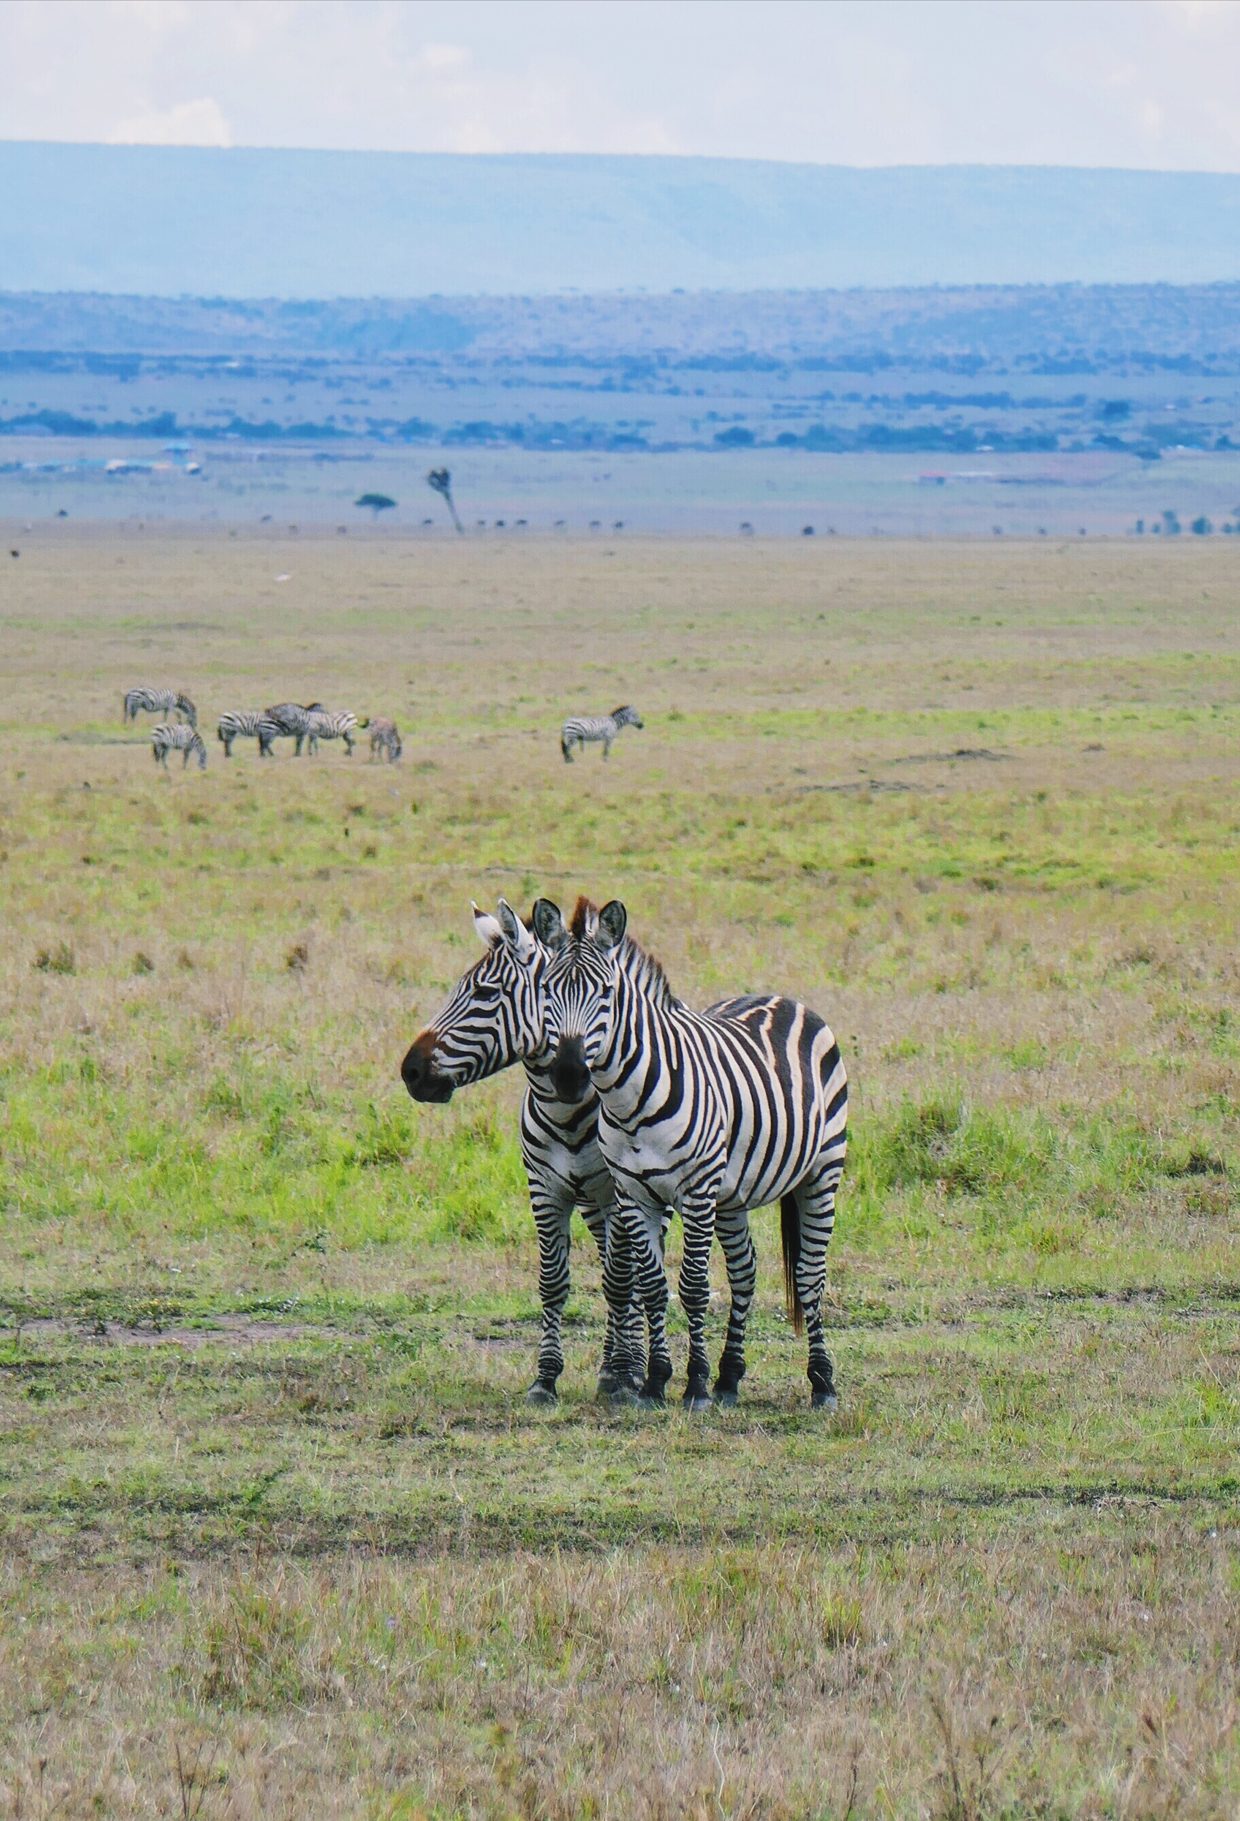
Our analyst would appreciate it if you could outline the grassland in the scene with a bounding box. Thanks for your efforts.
[0,531,1236,1818]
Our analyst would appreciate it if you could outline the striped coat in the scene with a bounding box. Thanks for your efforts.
[217,711,279,757]
[304,709,360,755]
[151,723,207,770]
[534,898,847,1411]
[125,687,197,728]
[560,705,643,762]
[402,902,664,1403]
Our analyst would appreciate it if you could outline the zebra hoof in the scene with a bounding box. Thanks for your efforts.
[810,1390,838,1412]
[683,1380,713,1412]
[715,1388,740,1409]
[524,1381,559,1407]
[595,1370,620,1397]
[604,1383,640,1407]
[638,1389,667,1410]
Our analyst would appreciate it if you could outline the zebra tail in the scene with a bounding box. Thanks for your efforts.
[781,1192,805,1336]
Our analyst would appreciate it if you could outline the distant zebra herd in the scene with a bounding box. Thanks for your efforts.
[403,894,847,1411]
[126,686,641,772]
[123,688,403,769]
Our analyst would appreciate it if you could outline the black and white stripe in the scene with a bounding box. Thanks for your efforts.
[151,723,207,769]
[125,687,197,728]
[368,717,402,763]
[304,709,360,756]
[560,705,643,763]
[401,902,658,1403]
[534,897,848,1411]
[217,711,280,757]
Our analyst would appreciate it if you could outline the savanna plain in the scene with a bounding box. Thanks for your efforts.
[0,530,1236,1820]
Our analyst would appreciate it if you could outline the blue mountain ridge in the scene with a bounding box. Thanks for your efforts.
[3,145,1240,297]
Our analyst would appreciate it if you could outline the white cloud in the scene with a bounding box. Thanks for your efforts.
[106,96,233,147]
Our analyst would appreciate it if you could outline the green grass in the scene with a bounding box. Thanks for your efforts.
[0,534,1236,1816]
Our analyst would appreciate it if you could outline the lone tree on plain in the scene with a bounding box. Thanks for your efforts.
[355,493,396,519]
[427,467,463,534]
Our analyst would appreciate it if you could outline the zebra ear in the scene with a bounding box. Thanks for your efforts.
[597,900,628,951]
[497,898,536,963]
[532,899,567,951]
[471,901,504,949]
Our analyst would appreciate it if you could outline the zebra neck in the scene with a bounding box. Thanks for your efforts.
[591,970,677,1108]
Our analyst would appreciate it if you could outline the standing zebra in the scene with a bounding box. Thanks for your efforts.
[151,723,207,770]
[217,711,280,758]
[533,897,848,1411]
[402,901,654,1402]
[305,709,361,756]
[367,716,402,763]
[560,705,643,763]
[263,702,325,755]
[124,687,197,728]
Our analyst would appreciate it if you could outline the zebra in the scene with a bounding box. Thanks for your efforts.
[262,702,325,756]
[401,901,664,1404]
[560,705,643,763]
[124,687,197,728]
[305,709,361,756]
[368,717,402,763]
[532,897,848,1412]
[217,711,280,758]
[151,723,207,770]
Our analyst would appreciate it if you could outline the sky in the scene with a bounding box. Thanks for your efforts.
[2,0,1240,171]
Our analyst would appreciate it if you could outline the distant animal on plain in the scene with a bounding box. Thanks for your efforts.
[124,687,196,728]
[151,724,207,770]
[304,709,360,756]
[217,711,279,758]
[263,702,325,755]
[561,705,643,763]
[367,717,402,763]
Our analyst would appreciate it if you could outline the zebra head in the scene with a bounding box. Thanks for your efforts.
[401,900,542,1104]
[613,705,643,730]
[533,897,628,1102]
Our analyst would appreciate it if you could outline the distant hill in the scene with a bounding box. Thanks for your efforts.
[4,144,1240,296]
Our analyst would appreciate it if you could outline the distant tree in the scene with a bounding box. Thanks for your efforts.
[1134,518,1145,534]
[356,493,396,518]
[1161,509,1182,536]
[801,525,815,537]
[1190,515,1213,536]
[714,426,755,447]
[427,467,463,534]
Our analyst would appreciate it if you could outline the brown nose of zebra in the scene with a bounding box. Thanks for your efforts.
[401,1031,453,1103]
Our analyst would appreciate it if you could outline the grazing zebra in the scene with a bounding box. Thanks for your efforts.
[305,709,360,756]
[151,723,207,770]
[367,716,402,763]
[261,702,325,756]
[560,705,643,763]
[401,901,663,1403]
[533,898,848,1411]
[124,687,197,728]
[217,711,279,758]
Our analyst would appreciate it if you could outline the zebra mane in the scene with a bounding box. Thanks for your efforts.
[569,896,678,1010]
[610,705,632,719]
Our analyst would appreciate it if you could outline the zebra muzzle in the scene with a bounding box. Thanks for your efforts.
[550,1037,592,1102]
[401,1032,455,1104]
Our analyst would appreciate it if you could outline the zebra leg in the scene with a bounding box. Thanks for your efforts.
[526,1189,574,1405]
[582,1208,623,1396]
[343,733,354,756]
[677,1196,718,1410]
[602,736,612,759]
[713,1214,757,1407]
[600,1210,643,1399]
[616,1200,671,1406]
[793,1151,846,1409]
